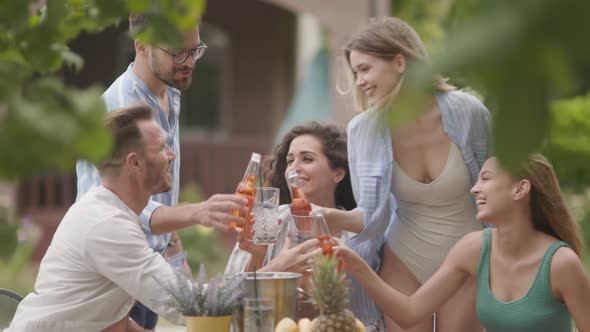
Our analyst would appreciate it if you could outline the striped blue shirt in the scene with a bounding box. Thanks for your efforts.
[76,63,182,253]
[345,90,492,329]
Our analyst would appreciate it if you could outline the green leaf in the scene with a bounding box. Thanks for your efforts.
[397,0,590,172]
[0,0,207,178]
[544,93,590,190]
[127,0,149,13]
[0,0,30,33]
[60,47,84,72]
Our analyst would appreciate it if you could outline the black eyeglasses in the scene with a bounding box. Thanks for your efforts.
[158,42,207,64]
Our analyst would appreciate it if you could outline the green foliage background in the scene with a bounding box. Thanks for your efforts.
[393,0,590,175]
[0,0,208,293]
[2,0,590,293]
[177,183,229,276]
[0,0,205,178]
[392,0,590,264]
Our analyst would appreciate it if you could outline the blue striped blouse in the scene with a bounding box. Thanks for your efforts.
[344,90,493,329]
[76,63,182,253]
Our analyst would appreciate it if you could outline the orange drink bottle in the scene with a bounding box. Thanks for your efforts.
[286,169,312,216]
[231,152,261,230]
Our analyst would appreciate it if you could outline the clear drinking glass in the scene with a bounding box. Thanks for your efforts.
[251,187,280,245]
[288,213,334,272]
[288,213,332,246]
[287,214,316,245]
[243,298,274,332]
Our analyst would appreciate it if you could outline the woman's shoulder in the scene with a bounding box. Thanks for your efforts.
[441,90,488,114]
[444,230,485,275]
[443,89,482,102]
[439,90,491,130]
[443,230,486,260]
[457,230,486,250]
[549,245,588,300]
[347,108,383,135]
[550,245,583,273]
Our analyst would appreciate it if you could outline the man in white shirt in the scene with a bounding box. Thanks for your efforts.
[5,105,248,331]
[75,15,213,330]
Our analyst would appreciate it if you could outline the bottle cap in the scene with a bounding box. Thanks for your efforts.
[251,152,261,163]
[286,169,298,179]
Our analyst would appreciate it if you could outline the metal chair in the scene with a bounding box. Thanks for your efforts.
[0,288,23,329]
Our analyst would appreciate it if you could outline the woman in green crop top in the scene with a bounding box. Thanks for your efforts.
[335,154,590,331]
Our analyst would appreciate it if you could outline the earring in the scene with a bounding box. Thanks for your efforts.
[336,69,352,95]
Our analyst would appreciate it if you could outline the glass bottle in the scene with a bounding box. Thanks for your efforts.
[231,152,261,230]
[286,169,312,216]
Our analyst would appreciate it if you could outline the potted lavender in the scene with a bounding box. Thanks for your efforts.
[157,265,246,332]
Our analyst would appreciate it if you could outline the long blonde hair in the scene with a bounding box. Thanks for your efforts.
[518,154,584,256]
[343,17,454,112]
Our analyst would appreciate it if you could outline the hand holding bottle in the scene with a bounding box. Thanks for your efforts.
[231,153,261,230]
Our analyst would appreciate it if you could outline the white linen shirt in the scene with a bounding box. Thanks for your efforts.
[5,186,183,332]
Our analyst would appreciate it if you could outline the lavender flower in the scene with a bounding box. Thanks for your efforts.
[155,264,246,317]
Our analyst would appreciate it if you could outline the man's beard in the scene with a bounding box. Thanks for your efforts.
[149,53,193,90]
[155,69,192,90]
[156,74,193,91]
[144,161,172,195]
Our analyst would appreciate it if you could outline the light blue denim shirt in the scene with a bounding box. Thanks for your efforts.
[76,63,181,253]
[344,90,493,328]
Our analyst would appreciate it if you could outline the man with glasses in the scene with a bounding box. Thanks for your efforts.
[75,14,246,331]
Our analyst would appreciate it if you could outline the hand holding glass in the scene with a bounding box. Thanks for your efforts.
[288,213,336,255]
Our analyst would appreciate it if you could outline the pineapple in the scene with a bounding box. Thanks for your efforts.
[310,254,358,332]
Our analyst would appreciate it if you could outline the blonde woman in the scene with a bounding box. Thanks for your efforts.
[336,155,590,332]
[321,17,492,331]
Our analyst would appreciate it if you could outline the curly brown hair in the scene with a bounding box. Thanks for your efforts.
[264,122,356,211]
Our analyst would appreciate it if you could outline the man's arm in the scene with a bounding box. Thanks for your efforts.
[77,160,249,236]
[148,194,249,234]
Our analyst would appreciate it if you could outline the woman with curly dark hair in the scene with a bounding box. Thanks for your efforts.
[225,121,356,272]
[224,122,387,328]
[265,121,356,211]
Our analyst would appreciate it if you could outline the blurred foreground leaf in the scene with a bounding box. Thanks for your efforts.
[395,0,590,171]
[0,0,206,178]
[544,93,590,190]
